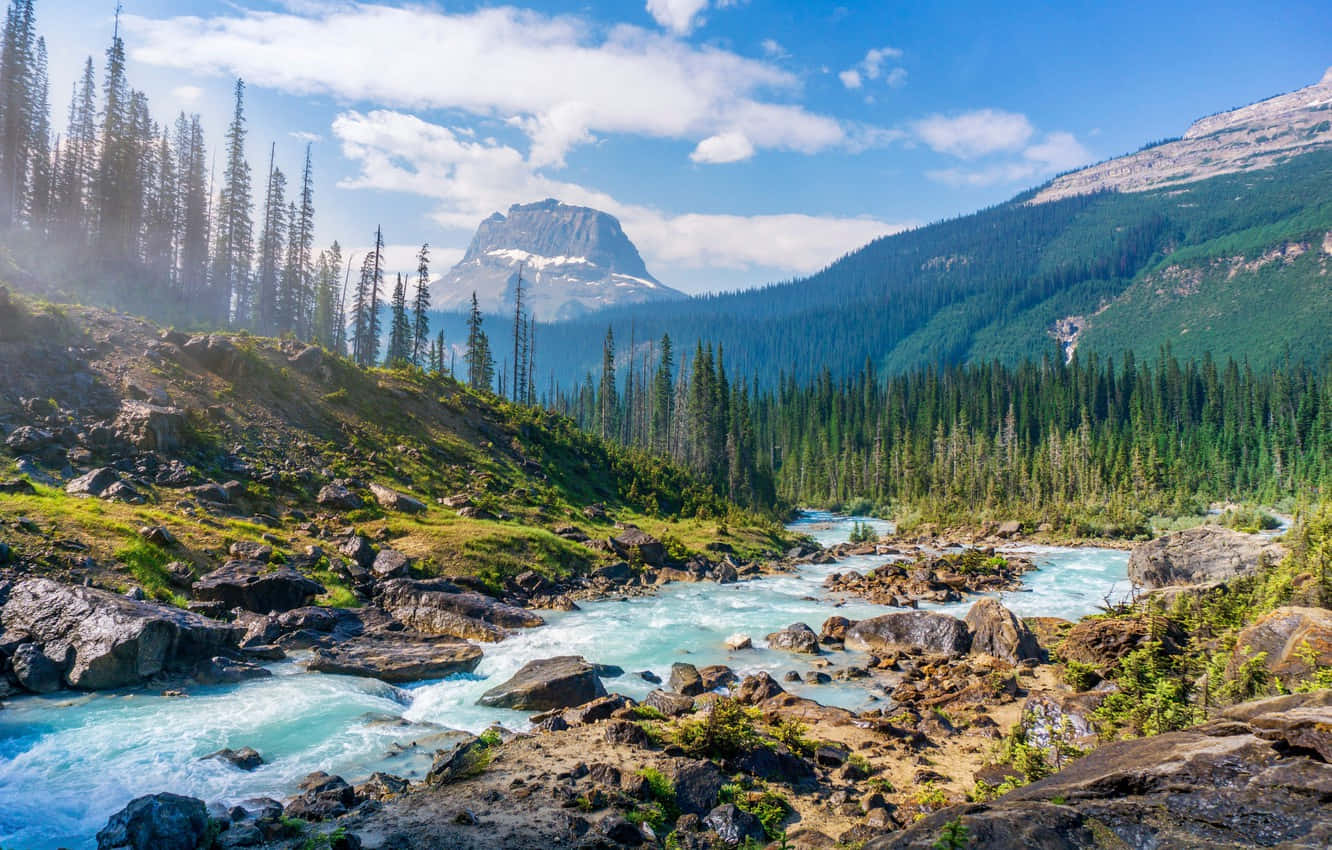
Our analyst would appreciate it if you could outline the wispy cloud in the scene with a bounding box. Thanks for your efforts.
[913,109,1034,158]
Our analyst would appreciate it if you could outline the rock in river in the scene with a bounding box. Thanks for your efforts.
[306,632,482,683]
[192,560,324,613]
[477,655,606,711]
[844,611,972,656]
[0,578,241,690]
[765,622,821,654]
[378,578,543,643]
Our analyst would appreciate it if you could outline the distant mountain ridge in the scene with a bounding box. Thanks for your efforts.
[1031,65,1332,203]
[431,199,685,321]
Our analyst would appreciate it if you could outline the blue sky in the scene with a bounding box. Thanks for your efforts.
[34,0,1332,293]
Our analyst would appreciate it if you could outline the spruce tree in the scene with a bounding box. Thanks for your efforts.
[599,326,616,440]
[213,78,253,325]
[411,242,430,366]
[0,0,36,226]
[386,272,410,367]
[254,145,285,332]
[464,291,493,390]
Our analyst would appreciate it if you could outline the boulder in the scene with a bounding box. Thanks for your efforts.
[1128,526,1286,589]
[65,466,120,497]
[1059,615,1181,672]
[644,689,696,716]
[378,579,543,642]
[228,540,273,563]
[285,772,359,821]
[477,655,606,711]
[114,401,187,452]
[368,483,426,513]
[1018,691,1106,754]
[1232,606,1332,682]
[306,633,482,683]
[610,528,667,566]
[732,672,785,705]
[724,633,752,651]
[10,642,64,693]
[427,736,492,785]
[205,747,265,771]
[96,793,210,850]
[671,760,726,817]
[192,561,324,613]
[766,622,821,654]
[704,804,766,846]
[5,425,53,454]
[339,535,376,569]
[844,611,972,656]
[870,690,1332,850]
[964,598,1041,663]
[182,334,247,378]
[820,616,852,644]
[371,548,412,580]
[317,483,363,510]
[1,578,241,690]
[668,662,705,696]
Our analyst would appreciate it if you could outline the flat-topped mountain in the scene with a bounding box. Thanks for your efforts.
[431,199,686,320]
[1031,66,1332,203]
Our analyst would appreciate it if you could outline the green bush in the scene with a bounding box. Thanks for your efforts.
[675,698,762,758]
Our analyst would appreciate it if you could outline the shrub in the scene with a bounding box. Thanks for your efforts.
[675,698,761,758]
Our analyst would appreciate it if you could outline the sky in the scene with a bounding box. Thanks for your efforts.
[32,0,1332,294]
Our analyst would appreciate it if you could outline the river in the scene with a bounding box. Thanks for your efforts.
[0,512,1129,849]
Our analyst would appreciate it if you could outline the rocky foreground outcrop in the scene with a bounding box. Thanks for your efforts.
[874,690,1332,849]
[1128,525,1285,589]
[845,610,973,656]
[306,632,483,683]
[0,577,241,690]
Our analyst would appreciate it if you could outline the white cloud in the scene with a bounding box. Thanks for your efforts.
[760,38,787,59]
[690,131,755,163]
[840,46,905,91]
[331,109,903,275]
[924,131,1092,186]
[170,84,203,103]
[124,4,858,169]
[913,109,1034,158]
[645,0,710,35]
[289,130,322,143]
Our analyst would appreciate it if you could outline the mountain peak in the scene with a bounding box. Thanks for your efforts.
[435,200,685,321]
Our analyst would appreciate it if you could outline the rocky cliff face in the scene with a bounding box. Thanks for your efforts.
[431,199,685,321]
[1032,66,1332,203]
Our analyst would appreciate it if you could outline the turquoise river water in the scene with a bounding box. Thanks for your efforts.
[0,512,1129,848]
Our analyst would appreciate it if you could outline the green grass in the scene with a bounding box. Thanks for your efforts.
[113,538,184,604]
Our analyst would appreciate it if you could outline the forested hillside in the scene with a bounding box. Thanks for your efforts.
[526,149,1332,389]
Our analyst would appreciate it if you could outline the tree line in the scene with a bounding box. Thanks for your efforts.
[554,333,1332,529]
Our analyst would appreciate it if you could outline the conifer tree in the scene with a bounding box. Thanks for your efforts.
[174,112,208,298]
[598,326,616,440]
[411,242,431,366]
[254,144,285,332]
[464,291,493,390]
[213,78,253,325]
[386,272,410,367]
[0,0,36,226]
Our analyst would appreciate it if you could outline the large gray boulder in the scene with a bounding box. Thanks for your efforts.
[378,579,543,643]
[477,655,606,711]
[306,632,483,683]
[192,561,324,613]
[869,690,1332,849]
[765,622,821,654]
[844,611,972,656]
[1128,526,1286,589]
[1,578,241,690]
[610,528,667,566]
[964,598,1041,663]
[368,482,426,513]
[96,793,211,850]
[113,400,187,452]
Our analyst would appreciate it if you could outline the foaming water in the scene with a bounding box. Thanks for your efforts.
[0,511,1126,849]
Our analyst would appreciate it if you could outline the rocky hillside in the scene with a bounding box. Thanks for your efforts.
[1032,65,1332,203]
[0,284,789,608]
[432,199,686,321]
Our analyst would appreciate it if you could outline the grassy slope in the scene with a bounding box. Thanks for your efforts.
[0,293,791,604]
